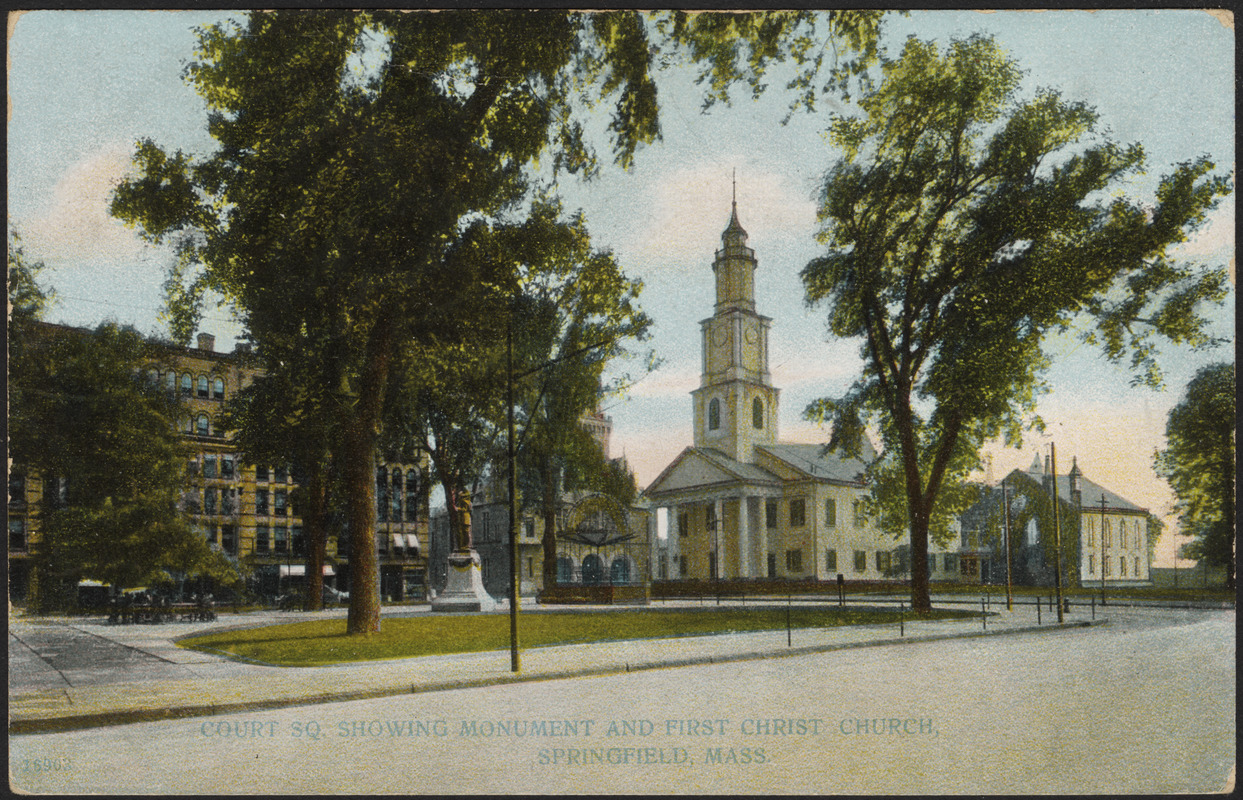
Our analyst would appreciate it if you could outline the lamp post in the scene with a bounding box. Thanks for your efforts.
[1049,443,1064,623]
[1002,479,1013,611]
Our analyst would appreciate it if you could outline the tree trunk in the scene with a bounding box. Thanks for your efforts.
[541,465,560,588]
[908,502,933,614]
[343,315,394,635]
[303,459,328,611]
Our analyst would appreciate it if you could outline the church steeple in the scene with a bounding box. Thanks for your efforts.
[692,185,779,463]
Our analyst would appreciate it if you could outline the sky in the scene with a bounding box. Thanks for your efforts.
[7,9,1235,568]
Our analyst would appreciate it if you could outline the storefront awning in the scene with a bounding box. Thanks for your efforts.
[279,564,336,577]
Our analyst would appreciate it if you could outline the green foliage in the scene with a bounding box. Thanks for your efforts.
[1155,363,1235,586]
[801,35,1231,610]
[7,231,56,324]
[9,322,241,606]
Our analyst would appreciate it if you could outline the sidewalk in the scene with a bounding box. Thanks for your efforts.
[10,598,1097,735]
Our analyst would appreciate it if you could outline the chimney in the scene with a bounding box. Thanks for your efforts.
[196,333,215,352]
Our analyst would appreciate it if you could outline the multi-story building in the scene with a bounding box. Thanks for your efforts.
[644,200,922,583]
[957,455,1152,587]
[8,322,431,604]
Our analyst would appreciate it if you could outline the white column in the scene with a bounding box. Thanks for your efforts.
[737,494,750,578]
[668,505,681,577]
[714,498,725,578]
[757,498,768,579]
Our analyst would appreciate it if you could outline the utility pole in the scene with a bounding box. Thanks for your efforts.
[1099,494,1108,606]
[1002,479,1013,611]
[1049,444,1064,623]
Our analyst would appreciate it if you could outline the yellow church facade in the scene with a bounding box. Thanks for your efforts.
[645,201,950,583]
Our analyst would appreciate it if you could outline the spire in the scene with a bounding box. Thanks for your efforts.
[723,169,748,244]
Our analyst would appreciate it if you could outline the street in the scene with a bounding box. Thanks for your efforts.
[9,607,1234,794]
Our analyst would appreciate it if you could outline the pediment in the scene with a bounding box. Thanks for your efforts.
[646,449,742,496]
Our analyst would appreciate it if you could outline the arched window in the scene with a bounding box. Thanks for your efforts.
[197,375,209,398]
[196,414,210,437]
[753,398,764,429]
[556,556,574,584]
[165,371,177,394]
[405,469,420,522]
[146,368,160,387]
[212,377,225,400]
[582,554,604,586]
[1120,556,1126,576]
[708,398,720,431]
[376,467,389,522]
[391,469,403,520]
[181,373,193,396]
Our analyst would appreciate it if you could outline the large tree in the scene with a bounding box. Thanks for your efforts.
[802,35,1232,612]
[9,318,240,610]
[111,10,888,633]
[1156,363,1235,590]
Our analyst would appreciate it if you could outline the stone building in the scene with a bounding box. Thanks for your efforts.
[8,322,430,604]
[644,201,941,584]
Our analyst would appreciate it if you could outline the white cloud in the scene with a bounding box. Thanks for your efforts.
[21,142,153,267]
[626,158,818,267]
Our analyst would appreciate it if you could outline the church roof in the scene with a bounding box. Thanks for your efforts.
[643,446,781,499]
[1006,467,1146,514]
[758,443,874,485]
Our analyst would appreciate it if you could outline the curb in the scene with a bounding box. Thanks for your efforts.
[9,619,1098,736]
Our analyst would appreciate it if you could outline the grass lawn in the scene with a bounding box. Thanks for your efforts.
[179,606,973,667]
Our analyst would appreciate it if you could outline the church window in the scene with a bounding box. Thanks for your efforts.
[708,551,718,579]
[853,550,867,573]
[1088,554,1095,574]
[678,511,689,537]
[1120,556,1126,576]
[705,503,717,532]
[786,549,802,573]
[752,398,763,429]
[825,548,837,572]
[1134,558,1140,577]
[825,499,837,527]
[765,501,777,528]
[789,498,806,527]
[708,399,720,431]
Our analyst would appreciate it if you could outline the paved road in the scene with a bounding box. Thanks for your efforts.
[9,607,1234,794]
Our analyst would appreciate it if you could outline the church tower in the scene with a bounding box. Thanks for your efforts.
[691,194,779,463]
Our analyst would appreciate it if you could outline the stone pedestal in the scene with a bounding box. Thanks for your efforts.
[431,549,497,612]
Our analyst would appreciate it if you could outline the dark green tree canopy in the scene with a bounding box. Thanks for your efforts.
[802,35,1232,610]
[1155,362,1235,587]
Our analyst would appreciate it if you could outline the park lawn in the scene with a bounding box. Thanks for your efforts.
[179,606,972,667]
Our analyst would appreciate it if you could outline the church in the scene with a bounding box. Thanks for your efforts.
[644,199,946,583]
